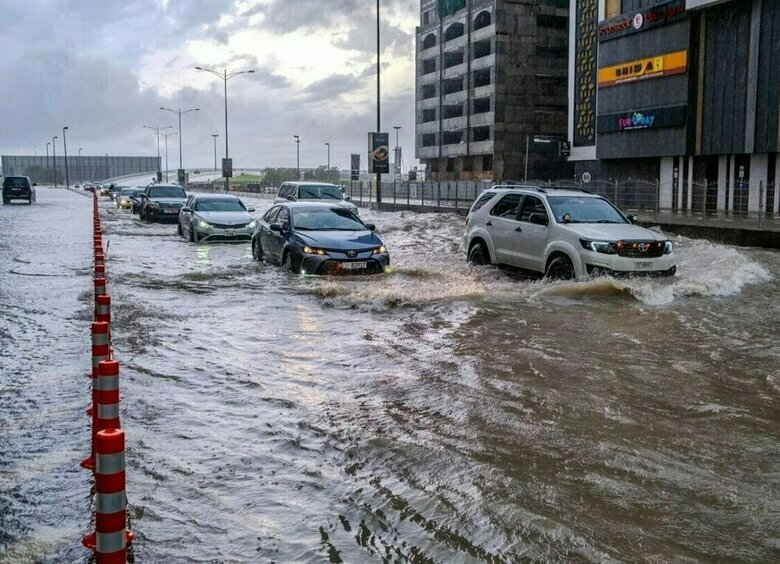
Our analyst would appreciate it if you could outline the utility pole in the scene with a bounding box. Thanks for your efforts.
[294,135,301,178]
[325,142,330,171]
[394,125,402,177]
[376,0,382,203]
[63,126,70,190]
[212,134,219,171]
[45,143,50,185]
[52,136,58,188]
[164,132,177,182]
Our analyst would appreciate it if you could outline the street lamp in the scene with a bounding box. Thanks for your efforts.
[142,125,172,180]
[211,134,219,172]
[325,142,330,171]
[160,106,199,184]
[194,66,255,192]
[45,142,50,185]
[62,126,70,190]
[376,0,383,203]
[294,135,301,177]
[163,132,177,182]
[78,148,83,183]
[393,126,401,176]
[52,136,58,188]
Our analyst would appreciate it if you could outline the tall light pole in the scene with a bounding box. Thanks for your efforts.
[62,126,70,190]
[211,134,219,171]
[163,132,177,182]
[160,106,199,184]
[294,135,301,177]
[78,148,83,183]
[195,66,256,192]
[52,136,58,188]
[142,125,172,181]
[45,142,50,185]
[376,0,383,203]
[393,125,402,177]
[325,142,330,171]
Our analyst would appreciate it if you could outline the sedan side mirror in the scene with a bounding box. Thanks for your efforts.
[529,213,549,226]
[269,223,284,233]
[344,196,352,202]
[247,207,256,213]
[181,206,191,212]
[365,223,376,231]
[629,214,639,224]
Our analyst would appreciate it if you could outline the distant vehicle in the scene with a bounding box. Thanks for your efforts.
[82,182,96,193]
[130,186,147,214]
[98,184,110,196]
[178,194,257,243]
[2,176,36,204]
[464,185,676,280]
[74,183,81,189]
[116,187,143,210]
[251,202,389,275]
[138,184,187,223]
[274,182,359,215]
[107,184,123,200]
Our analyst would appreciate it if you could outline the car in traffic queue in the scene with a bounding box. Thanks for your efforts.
[274,182,359,215]
[178,194,257,243]
[2,176,36,205]
[464,185,676,280]
[107,184,123,200]
[251,202,389,275]
[98,183,111,196]
[138,184,188,223]
[129,186,147,214]
[116,187,144,210]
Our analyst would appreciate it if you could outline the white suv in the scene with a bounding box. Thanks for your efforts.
[275,182,359,215]
[464,186,676,279]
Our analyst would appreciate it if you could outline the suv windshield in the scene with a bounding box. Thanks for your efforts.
[298,185,343,201]
[194,199,246,212]
[149,186,186,198]
[293,208,364,231]
[3,178,30,189]
[547,196,627,224]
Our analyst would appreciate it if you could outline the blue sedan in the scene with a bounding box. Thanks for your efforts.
[251,203,390,275]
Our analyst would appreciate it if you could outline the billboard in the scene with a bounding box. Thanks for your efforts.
[598,0,687,42]
[350,154,360,181]
[368,133,390,174]
[598,50,688,88]
[222,158,233,178]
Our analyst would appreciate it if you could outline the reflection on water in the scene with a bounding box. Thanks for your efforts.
[1,189,778,562]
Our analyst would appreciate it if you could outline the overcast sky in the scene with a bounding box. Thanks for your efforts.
[0,0,419,171]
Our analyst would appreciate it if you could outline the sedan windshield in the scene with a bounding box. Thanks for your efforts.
[149,186,186,198]
[119,188,135,196]
[293,208,365,231]
[298,185,343,201]
[546,196,627,224]
[195,199,246,212]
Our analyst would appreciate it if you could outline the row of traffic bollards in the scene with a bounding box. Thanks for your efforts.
[80,191,134,563]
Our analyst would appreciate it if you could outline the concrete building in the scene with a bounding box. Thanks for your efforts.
[569,0,780,214]
[415,0,573,182]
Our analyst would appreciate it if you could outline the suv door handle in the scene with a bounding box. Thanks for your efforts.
[515,226,523,232]
[485,221,493,226]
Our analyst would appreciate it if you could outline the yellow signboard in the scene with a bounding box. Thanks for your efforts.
[598,50,687,88]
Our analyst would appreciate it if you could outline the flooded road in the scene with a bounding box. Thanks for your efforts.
[2,187,779,562]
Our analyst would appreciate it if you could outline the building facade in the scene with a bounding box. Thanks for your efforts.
[1,155,160,185]
[569,0,780,213]
[415,0,573,182]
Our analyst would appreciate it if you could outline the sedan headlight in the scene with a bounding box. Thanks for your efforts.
[246,219,258,230]
[372,245,388,255]
[197,219,213,230]
[302,246,327,255]
[580,239,615,254]
[664,241,673,255]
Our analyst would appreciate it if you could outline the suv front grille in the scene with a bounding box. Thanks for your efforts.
[615,241,665,258]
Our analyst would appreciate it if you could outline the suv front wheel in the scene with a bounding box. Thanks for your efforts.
[545,254,575,280]
[468,241,490,266]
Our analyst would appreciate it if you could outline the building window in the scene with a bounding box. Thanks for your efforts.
[443,104,464,119]
[423,10,431,25]
[473,39,491,59]
[422,134,437,147]
[472,126,490,142]
[422,33,436,49]
[443,131,463,145]
[474,11,492,30]
[422,108,436,123]
[422,58,437,74]
[537,14,568,29]
[446,158,455,172]
[605,0,621,18]
[473,97,490,114]
[443,77,464,95]
[444,50,464,69]
[473,68,491,88]
[422,84,436,99]
[482,154,493,171]
[444,22,465,42]
[463,156,474,172]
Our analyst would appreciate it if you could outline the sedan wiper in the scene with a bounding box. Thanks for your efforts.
[591,220,624,224]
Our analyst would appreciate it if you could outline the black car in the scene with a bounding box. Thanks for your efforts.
[2,176,36,204]
[139,184,188,223]
[251,202,390,275]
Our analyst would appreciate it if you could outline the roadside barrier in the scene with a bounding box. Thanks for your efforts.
[82,191,133,559]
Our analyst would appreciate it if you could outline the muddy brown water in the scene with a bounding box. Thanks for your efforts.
[1,188,778,562]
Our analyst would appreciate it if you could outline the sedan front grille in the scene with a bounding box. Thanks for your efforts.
[210,222,250,229]
[615,241,665,258]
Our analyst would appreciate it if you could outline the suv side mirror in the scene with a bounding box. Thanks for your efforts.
[32,183,37,187]
[529,213,549,226]
[286,195,296,201]
[344,196,351,202]
[629,214,638,224]
[181,206,191,212]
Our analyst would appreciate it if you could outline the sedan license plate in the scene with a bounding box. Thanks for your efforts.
[340,261,367,270]
[636,261,653,269]
[164,209,178,214]
[225,230,235,237]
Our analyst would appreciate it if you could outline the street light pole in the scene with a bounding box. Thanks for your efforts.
[393,125,401,177]
[195,66,255,192]
[52,136,58,188]
[164,132,177,182]
[143,125,172,181]
[62,126,70,190]
[211,134,219,171]
[325,142,330,171]
[45,142,50,185]
[78,148,83,183]
[160,106,199,184]
[376,0,383,203]
[294,135,301,177]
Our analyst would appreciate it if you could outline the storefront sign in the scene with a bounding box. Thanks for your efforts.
[599,0,687,42]
[597,105,687,133]
[598,50,687,88]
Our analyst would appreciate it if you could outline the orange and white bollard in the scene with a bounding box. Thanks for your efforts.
[95,253,105,267]
[94,277,107,299]
[95,295,111,324]
[95,264,106,279]
[82,322,110,470]
[95,359,120,433]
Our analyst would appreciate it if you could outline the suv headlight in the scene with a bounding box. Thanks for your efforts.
[664,241,673,255]
[580,239,615,254]
[372,245,388,255]
[303,246,326,255]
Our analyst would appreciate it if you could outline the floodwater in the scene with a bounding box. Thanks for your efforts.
[1,187,778,563]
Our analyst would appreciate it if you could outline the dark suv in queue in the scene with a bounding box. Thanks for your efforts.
[139,184,187,223]
[2,176,36,205]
